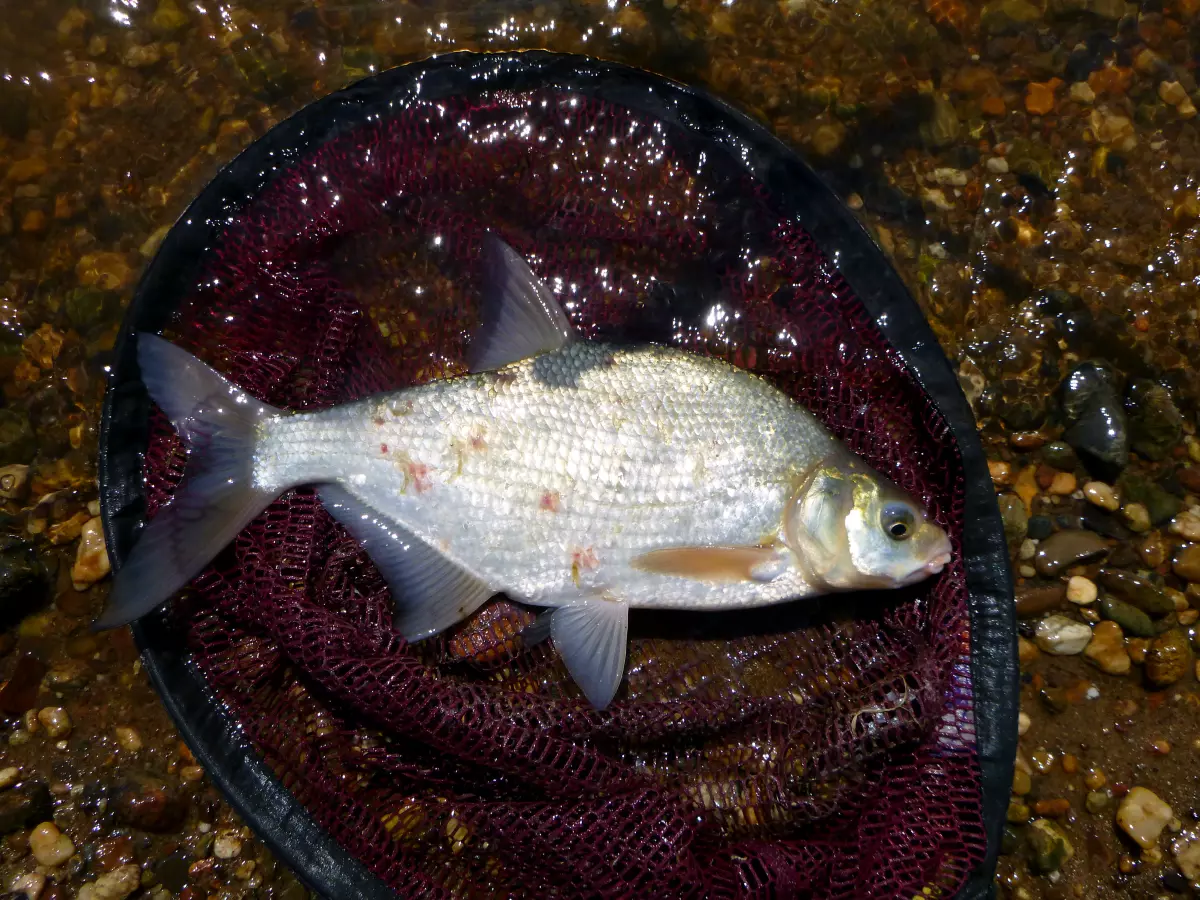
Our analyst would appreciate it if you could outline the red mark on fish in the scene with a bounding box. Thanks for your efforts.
[539,490,561,513]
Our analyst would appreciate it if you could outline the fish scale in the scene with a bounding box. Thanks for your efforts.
[255,341,834,609]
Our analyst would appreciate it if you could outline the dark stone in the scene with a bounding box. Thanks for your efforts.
[0,411,35,467]
[154,853,192,892]
[1125,379,1183,461]
[1118,474,1183,525]
[1098,569,1174,616]
[1177,466,1200,495]
[0,81,29,140]
[113,776,187,833]
[0,654,47,715]
[1001,825,1020,855]
[0,538,48,628]
[1016,584,1068,618]
[1027,516,1054,540]
[0,781,52,834]
[1042,441,1078,470]
[1099,595,1156,637]
[1161,869,1189,892]
[93,836,135,873]
[1034,529,1109,576]
[999,494,1028,544]
[1060,363,1128,479]
[64,288,118,332]
[1053,510,1130,540]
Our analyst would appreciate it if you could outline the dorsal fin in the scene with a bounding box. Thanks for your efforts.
[467,235,574,373]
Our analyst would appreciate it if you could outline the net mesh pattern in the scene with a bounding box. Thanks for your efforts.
[140,88,986,898]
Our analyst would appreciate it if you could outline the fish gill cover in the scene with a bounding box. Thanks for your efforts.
[101,52,1013,899]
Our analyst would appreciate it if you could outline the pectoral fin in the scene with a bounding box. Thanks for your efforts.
[318,485,495,641]
[549,597,629,710]
[631,545,790,584]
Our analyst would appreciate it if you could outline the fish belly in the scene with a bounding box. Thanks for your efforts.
[255,343,836,610]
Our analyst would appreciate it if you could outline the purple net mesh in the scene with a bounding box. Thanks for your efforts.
[136,83,986,898]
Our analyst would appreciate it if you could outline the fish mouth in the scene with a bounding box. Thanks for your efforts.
[923,551,952,575]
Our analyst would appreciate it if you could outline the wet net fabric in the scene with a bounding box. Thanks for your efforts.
[141,89,985,898]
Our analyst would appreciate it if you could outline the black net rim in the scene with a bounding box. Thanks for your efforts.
[98,50,1016,900]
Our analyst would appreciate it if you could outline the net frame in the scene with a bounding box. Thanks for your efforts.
[99,51,1016,900]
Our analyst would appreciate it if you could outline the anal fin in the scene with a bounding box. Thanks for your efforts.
[631,545,789,584]
[318,484,495,641]
[550,596,629,710]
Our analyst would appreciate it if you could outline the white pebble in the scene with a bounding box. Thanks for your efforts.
[36,708,71,739]
[0,766,19,789]
[213,832,243,859]
[8,871,44,900]
[76,864,140,900]
[1019,564,1036,578]
[114,727,142,752]
[1019,538,1038,561]
[1169,511,1200,541]
[1117,787,1174,849]
[1066,575,1098,605]
[28,822,74,867]
[1018,711,1031,735]
[985,156,1009,174]
[1035,615,1093,655]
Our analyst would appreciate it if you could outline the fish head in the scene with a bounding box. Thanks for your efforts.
[785,452,953,591]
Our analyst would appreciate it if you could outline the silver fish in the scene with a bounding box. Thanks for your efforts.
[101,237,952,708]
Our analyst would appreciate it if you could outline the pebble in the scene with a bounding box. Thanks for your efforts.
[1127,638,1149,665]
[1070,81,1096,103]
[1018,711,1031,735]
[1160,80,1189,107]
[1016,584,1066,618]
[1174,544,1200,582]
[1084,481,1119,511]
[1176,836,1200,880]
[1060,753,1078,774]
[1145,630,1193,686]
[75,252,133,292]
[1084,620,1130,674]
[0,767,18,790]
[1012,768,1031,795]
[36,708,71,739]
[1026,818,1074,873]
[1099,595,1156,637]
[213,832,243,859]
[114,727,142,752]
[72,518,111,590]
[1025,80,1058,115]
[1116,787,1173,849]
[1035,615,1092,655]
[1048,471,1076,495]
[76,864,140,900]
[998,493,1028,544]
[986,156,1009,174]
[0,781,52,834]
[1085,790,1110,814]
[1122,502,1151,533]
[1061,362,1128,477]
[1017,635,1039,666]
[1084,767,1106,790]
[1066,575,1097,605]
[1019,538,1038,561]
[9,871,45,899]
[1098,569,1174,615]
[988,459,1011,484]
[1034,530,1108,576]
[113,776,186,832]
[1139,531,1166,568]
[29,821,74,866]
[1169,512,1200,541]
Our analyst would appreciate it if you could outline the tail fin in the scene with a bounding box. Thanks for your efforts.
[96,334,282,629]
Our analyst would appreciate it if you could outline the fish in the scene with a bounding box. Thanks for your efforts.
[99,236,953,709]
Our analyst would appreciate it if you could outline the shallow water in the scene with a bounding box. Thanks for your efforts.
[0,0,1198,898]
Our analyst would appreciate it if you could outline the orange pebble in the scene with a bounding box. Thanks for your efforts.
[982,95,1006,117]
[1025,81,1059,116]
[1061,753,1079,774]
[1032,798,1072,817]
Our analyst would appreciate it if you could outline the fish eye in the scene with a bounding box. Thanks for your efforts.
[881,504,915,541]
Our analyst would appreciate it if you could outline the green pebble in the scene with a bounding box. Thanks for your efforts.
[1099,595,1156,637]
[1042,441,1078,470]
[1085,791,1110,814]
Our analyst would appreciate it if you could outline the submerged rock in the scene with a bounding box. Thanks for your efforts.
[1098,595,1156,637]
[1035,615,1092,654]
[1061,363,1128,479]
[1125,379,1183,462]
[1084,620,1129,674]
[0,781,52,834]
[1172,544,1200,582]
[1034,529,1108,576]
[1118,474,1183,526]
[1097,569,1174,615]
[1117,787,1173,849]
[1026,818,1074,873]
[998,493,1028,544]
[1145,629,1193,686]
[113,776,187,832]
[0,537,49,627]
